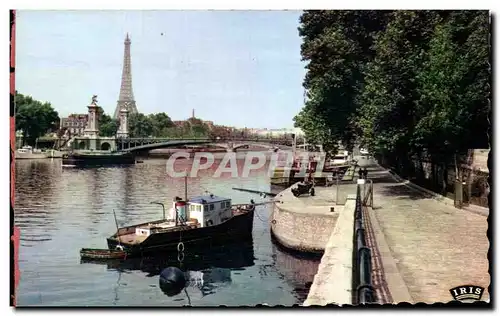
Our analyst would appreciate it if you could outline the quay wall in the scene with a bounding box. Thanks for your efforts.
[271,191,338,254]
[303,197,357,306]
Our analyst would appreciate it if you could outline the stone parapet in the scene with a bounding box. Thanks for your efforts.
[303,198,356,306]
[271,203,338,254]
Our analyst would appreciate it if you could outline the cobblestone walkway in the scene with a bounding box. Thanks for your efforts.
[359,159,490,303]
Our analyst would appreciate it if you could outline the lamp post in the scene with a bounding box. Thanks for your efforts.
[336,172,340,205]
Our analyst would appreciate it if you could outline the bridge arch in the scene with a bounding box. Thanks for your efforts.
[122,140,213,153]
[101,142,111,151]
[232,142,279,150]
[114,138,293,153]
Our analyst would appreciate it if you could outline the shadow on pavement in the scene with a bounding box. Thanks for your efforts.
[357,158,434,201]
[364,173,398,184]
[378,183,430,201]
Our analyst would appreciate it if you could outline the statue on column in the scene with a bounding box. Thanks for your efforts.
[91,95,98,105]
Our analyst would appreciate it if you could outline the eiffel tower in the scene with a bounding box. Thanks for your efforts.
[114,33,138,119]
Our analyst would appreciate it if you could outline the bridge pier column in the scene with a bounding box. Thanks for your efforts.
[226,142,235,152]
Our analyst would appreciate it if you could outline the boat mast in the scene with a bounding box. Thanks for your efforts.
[112,209,122,247]
[175,203,178,227]
[184,175,188,202]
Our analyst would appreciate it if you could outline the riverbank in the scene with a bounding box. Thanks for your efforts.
[303,195,357,306]
[271,181,360,305]
[271,187,339,254]
[270,162,358,253]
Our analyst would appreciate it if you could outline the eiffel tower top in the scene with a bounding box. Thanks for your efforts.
[114,33,138,119]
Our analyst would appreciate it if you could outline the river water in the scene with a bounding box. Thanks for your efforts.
[14,155,320,306]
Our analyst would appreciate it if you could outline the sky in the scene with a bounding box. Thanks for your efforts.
[15,10,307,129]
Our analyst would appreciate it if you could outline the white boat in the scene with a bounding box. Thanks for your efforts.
[15,146,46,159]
[106,192,256,257]
[15,146,63,159]
[329,151,350,166]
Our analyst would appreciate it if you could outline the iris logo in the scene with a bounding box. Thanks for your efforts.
[449,285,485,302]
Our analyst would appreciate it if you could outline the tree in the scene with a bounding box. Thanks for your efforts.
[148,112,174,137]
[129,113,154,138]
[15,91,60,146]
[346,10,489,190]
[99,112,119,137]
[293,100,338,153]
[294,10,390,153]
[294,10,490,189]
[208,125,232,140]
[412,11,490,190]
[445,11,490,150]
[356,11,441,173]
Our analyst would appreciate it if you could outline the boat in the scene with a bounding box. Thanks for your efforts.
[80,248,127,260]
[15,146,45,159]
[82,239,255,273]
[329,151,350,166]
[106,195,255,257]
[15,145,64,160]
[62,150,136,167]
[82,239,256,299]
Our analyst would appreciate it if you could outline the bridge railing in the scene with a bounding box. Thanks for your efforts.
[68,136,294,151]
[352,184,375,304]
[117,137,293,146]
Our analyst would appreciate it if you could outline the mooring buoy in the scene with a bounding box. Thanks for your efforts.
[159,267,186,297]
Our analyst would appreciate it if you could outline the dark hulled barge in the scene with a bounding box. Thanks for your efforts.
[62,150,136,167]
[106,195,255,257]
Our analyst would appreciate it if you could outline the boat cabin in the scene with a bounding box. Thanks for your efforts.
[17,145,42,154]
[330,150,350,165]
[186,194,232,228]
[111,194,250,247]
[126,195,233,242]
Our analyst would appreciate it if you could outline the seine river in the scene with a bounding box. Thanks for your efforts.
[14,155,320,306]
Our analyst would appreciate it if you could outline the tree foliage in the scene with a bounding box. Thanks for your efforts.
[98,110,119,137]
[295,10,490,178]
[149,112,175,136]
[88,108,237,140]
[15,91,60,146]
[294,10,390,153]
[126,112,211,138]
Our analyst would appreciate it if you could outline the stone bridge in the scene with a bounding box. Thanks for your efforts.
[115,137,293,152]
[208,141,291,151]
[120,139,292,153]
[68,137,293,153]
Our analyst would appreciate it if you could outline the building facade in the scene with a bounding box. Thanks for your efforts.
[247,128,304,138]
[61,114,88,136]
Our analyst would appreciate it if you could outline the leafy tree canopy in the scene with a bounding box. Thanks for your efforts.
[294,10,490,174]
[15,91,60,146]
[98,110,119,137]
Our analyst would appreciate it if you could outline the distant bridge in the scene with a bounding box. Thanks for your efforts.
[118,138,293,153]
[69,137,293,153]
[120,139,212,153]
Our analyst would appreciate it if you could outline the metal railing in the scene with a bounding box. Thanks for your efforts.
[362,179,374,207]
[69,136,294,151]
[352,184,375,304]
